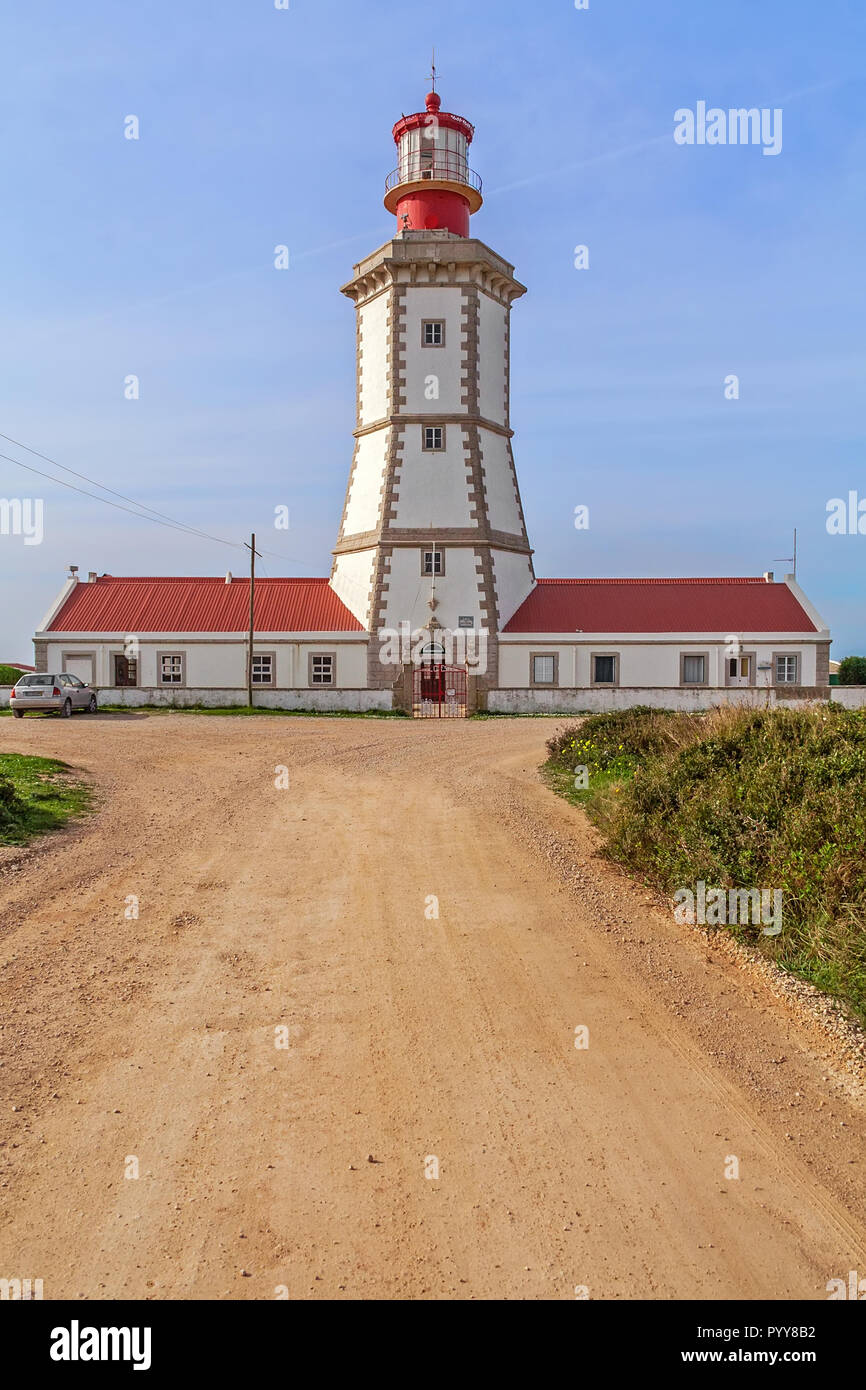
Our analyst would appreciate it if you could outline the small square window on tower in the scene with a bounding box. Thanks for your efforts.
[423,426,445,451]
[422,320,445,347]
[422,549,444,576]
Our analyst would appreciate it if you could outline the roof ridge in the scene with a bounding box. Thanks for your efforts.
[535,577,767,586]
[92,575,331,584]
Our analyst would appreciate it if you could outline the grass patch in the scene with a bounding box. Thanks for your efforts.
[94,704,408,718]
[543,760,633,810]
[0,753,92,845]
[545,705,866,1027]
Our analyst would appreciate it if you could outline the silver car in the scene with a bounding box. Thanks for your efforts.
[10,672,98,718]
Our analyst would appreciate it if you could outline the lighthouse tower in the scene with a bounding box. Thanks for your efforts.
[330,86,535,693]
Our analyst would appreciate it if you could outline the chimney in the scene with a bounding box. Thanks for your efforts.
[67,564,79,580]
[225,571,233,584]
[88,571,97,583]
[763,571,774,583]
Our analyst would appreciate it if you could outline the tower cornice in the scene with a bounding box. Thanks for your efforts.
[340,236,527,309]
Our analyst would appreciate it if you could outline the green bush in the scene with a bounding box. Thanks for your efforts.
[837,655,866,686]
[0,771,27,835]
[0,664,27,685]
[546,704,866,1024]
[546,707,703,770]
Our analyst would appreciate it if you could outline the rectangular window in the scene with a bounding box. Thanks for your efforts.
[423,426,444,451]
[422,320,445,347]
[682,654,707,685]
[310,654,335,687]
[532,654,556,685]
[422,549,444,576]
[775,654,799,684]
[159,653,184,685]
[251,654,274,686]
[592,654,617,685]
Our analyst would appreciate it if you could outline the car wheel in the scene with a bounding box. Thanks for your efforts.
[60,699,72,718]
[13,710,24,719]
[88,695,98,713]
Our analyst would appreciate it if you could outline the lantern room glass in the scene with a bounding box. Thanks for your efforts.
[397,126,469,185]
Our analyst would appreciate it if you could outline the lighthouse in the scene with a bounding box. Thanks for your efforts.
[330,86,536,694]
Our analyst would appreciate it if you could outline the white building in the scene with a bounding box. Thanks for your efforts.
[32,88,832,714]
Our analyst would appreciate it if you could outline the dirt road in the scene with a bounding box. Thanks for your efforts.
[0,713,863,1300]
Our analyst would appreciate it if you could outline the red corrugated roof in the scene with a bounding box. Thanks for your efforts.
[47,576,363,633]
[502,578,819,634]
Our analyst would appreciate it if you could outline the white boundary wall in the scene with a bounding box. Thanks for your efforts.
[488,687,866,714]
[4,685,864,713]
[94,688,393,712]
[828,687,866,708]
[1,686,391,712]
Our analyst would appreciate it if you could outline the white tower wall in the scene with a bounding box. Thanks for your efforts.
[477,292,508,426]
[331,232,536,689]
[402,287,464,413]
[358,292,390,425]
[340,431,389,539]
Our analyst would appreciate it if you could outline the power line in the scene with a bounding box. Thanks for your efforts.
[0,431,325,572]
[0,450,244,549]
[0,432,245,549]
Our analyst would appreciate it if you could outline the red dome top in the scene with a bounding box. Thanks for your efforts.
[392,91,475,145]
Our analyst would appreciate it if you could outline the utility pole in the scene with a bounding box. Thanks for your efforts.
[244,533,262,707]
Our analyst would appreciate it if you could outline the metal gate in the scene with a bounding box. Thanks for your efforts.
[412,663,468,718]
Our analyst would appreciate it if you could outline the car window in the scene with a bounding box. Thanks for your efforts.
[67,675,85,688]
[60,675,74,687]
[19,674,54,686]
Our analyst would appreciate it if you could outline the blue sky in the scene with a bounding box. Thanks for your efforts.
[1,0,864,658]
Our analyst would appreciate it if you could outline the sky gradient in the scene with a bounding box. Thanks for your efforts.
[1,0,864,659]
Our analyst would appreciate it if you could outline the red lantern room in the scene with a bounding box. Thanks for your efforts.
[384,90,483,238]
